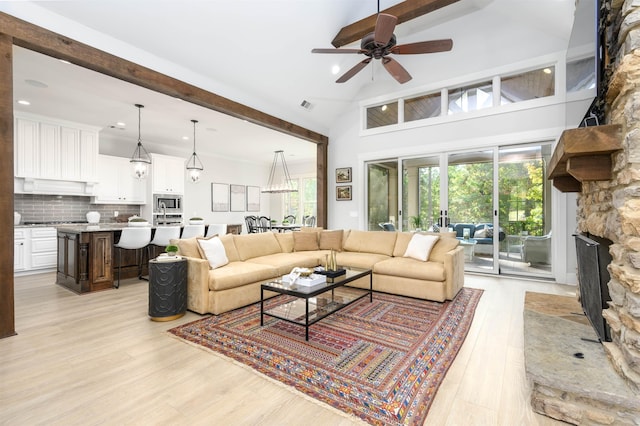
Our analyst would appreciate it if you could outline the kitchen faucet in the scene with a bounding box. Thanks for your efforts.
[160,202,167,224]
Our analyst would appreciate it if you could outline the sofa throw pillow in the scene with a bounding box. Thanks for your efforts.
[170,237,202,259]
[403,234,439,262]
[197,236,229,270]
[293,231,319,251]
[319,229,343,251]
[474,227,488,238]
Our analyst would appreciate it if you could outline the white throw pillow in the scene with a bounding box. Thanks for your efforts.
[197,236,229,269]
[403,234,439,262]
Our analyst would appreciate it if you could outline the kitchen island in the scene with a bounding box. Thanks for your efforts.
[55,223,242,293]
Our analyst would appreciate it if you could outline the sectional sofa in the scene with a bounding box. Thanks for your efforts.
[172,229,465,315]
[452,223,505,255]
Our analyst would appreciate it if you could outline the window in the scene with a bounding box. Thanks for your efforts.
[366,102,398,129]
[566,57,596,92]
[501,66,555,104]
[404,92,441,122]
[448,81,493,115]
[282,177,316,223]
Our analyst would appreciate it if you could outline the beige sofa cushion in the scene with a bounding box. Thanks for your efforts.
[429,237,460,263]
[274,232,294,253]
[219,233,240,262]
[248,252,321,275]
[319,229,343,251]
[373,257,445,281]
[336,252,390,269]
[293,231,319,251]
[171,237,202,259]
[343,230,397,256]
[233,232,282,260]
[208,261,278,291]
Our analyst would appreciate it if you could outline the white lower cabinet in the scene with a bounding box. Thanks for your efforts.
[14,227,58,275]
[14,229,28,271]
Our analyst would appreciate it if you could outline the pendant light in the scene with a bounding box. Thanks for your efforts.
[130,104,151,179]
[261,150,298,193]
[186,119,204,183]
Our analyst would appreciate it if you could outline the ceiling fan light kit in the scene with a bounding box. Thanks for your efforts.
[130,103,152,180]
[186,119,204,183]
[312,13,453,84]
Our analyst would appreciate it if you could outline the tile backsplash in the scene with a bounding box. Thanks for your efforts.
[14,194,141,223]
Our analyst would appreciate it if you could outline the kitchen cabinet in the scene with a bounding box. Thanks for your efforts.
[14,229,28,271]
[14,113,100,196]
[14,227,57,275]
[151,153,185,194]
[93,155,146,204]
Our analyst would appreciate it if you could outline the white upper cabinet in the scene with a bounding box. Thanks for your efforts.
[150,153,185,194]
[93,155,146,204]
[14,113,100,184]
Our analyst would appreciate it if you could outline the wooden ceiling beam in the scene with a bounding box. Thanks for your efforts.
[331,0,460,48]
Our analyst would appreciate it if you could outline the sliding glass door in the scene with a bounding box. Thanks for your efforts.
[381,143,553,278]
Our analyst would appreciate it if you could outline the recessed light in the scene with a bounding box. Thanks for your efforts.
[381,105,387,111]
[331,65,340,75]
[116,122,126,127]
[59,59,71,65]
[17,100,30,106]
[25,79,48,88]
[182,136,189,140]
[543,68,552,74]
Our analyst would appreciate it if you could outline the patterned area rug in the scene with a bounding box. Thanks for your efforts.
[169,287,483,425]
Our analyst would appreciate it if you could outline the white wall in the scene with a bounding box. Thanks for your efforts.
[326,89,585,284]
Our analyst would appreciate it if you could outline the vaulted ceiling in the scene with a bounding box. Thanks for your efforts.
[2,0,579,164]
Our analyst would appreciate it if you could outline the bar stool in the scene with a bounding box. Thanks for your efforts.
[181,224,205,239]
[114,227,152,289]
[205,224,227,238]
[147,226,181,259]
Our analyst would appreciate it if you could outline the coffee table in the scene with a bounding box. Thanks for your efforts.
[260,267,372,340]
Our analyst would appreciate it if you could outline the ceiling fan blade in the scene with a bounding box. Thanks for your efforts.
[374,13,397,46]
[311,48,363,54]
[391,39,453,55]
[382,57,412,84]
[336,58,372,83]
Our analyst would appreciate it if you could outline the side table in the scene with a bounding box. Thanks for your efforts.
[148,257,187,321]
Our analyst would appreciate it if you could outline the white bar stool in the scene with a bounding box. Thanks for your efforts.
[147,226,181,259]
[114,227,152,289]
[205,224,227,238]
[181,224,205,239]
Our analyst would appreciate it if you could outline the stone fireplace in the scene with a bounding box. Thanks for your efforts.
[576,0,640,393]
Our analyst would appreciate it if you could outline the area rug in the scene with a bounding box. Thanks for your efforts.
[169,287,483,425]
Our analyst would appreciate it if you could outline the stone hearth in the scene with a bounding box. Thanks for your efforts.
[524,292,640,425]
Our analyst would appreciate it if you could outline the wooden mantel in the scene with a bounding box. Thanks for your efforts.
[547,124,622,192]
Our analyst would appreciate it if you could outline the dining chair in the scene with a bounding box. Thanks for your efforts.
[181,224,205,239]
[206,223,228,238]
[113,227,152,289]
[303,215,316,227]
[245,215,258,233]
[283,215,296,224]
[258,216,271,232]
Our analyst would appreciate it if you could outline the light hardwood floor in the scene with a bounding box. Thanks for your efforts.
[2,272,572,425]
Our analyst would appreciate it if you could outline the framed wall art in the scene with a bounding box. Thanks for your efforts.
[336,185,352,201]
[230,184,246,212]
[336,167,352,183]
[211,183,230,212]
[246,185,261,212]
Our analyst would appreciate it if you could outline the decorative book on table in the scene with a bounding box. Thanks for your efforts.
[282,273,326,286]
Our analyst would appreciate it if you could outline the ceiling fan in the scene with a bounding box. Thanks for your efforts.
[312,13,453,84]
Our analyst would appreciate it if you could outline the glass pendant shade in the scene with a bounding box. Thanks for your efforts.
[186,119,204,183]
[261,150,298,193]
[130,104,151,179]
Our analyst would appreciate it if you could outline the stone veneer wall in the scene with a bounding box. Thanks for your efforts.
[577,0,640,392]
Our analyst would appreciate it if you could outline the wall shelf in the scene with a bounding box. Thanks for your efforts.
[547,124,622,192]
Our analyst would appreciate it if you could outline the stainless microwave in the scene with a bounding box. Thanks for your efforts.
[153,194,183,213]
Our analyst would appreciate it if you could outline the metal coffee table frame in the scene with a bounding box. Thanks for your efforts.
[260,267,372,340]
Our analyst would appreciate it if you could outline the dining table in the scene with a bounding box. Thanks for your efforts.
[263,223,302,232]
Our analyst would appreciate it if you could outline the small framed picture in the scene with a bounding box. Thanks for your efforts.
[336,185,352,201]
[230,184,246,212]
[336,167,352,183]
